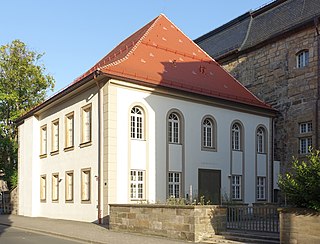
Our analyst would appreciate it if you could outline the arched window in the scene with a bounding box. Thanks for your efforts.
[296,50,309,68]
[203,119,213,148]
[168,113,179,143]
[232,123,241,151]
[257,127,265,153]
[130,106,144,139]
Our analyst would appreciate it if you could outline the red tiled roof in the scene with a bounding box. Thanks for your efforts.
[75,14,271,110]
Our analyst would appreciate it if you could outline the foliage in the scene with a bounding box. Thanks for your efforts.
[165,195,212,206]
[0,40,55,189]
[278,148,320,211]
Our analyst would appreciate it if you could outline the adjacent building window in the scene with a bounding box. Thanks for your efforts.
[232,175,241,200]
[257,127,266,153]
[231,123,241,151]
[40,175,46,202]
[257,177,266,200]
[168,112,180,143]
[168,172,181,198]
[65,171,74,202]
[130,170,144,200]
[81,169,91,202]
[52,173,59,202]
[130,106,144,139]
[299,137,312,154]
[65,112,74,149]
[296,50,309,68]
[51,119,59,153]
[81,104,92,144]
[40,125,47,156]
[299,122,312,154]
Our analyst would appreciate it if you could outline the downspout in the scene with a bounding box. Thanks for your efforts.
[94,70,102,224]
[314,18,320,149]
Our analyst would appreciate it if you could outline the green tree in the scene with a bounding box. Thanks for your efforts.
[0,39,54,188]
[278,149,320,211]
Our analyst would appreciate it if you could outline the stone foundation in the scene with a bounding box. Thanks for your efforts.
[109,204,226,242]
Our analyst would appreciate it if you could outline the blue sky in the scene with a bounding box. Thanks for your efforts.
[1,0,271,96]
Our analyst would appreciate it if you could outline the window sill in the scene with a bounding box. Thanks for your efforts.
[40,200,46,203]
[201,147,217,152]
[81,200,91,204]
[52,200,59,203]
[39,154,47,159]
[50,150,59,156]
[168,142,182,145]
[79,141,92,148]
[65,200,74,203]
[257,152,267,155]
[64,146,74,152]
[232,149,242,152]
[130,199,146,202]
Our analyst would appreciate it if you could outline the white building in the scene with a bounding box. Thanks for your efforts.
[17,14,276,223]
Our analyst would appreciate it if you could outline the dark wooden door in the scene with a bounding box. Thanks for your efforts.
[198,169,221,204]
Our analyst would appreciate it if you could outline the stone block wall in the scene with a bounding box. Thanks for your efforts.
[109,204,226,242]
[10,187,18,214]
[279,208,320,244]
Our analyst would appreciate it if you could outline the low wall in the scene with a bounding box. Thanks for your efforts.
[109,204,226,242]
[10,187,18,214]
[279,208,320,244]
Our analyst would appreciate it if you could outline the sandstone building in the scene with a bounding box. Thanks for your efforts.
[196,0,320,201]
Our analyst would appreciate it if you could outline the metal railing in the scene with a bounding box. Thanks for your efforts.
[226,205,279,233]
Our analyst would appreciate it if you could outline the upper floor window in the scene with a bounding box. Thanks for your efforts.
[299,122,312,134]
[257,127,266,153]
[51,119,59,153]
[296,50,309,68]
[168,112,180,144]
[130,106,144,140]
[203,118,213,148]
[81,104,92,144]
[40,125,47,156]
[65,112,74,149]
[231,123,241,151]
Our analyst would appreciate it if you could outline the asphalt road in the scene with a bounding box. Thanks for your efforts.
[0,225,86,244]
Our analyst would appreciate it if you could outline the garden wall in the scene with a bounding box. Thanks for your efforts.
[279,208,320,244]
[109,204,226,242]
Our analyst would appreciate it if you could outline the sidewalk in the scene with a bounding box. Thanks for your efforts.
[0,214,189,244]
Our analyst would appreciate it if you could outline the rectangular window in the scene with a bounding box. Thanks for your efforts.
[297,50,309,68]
[52,173,59,202]
[130,170,144,200]
[81,105,92,144]
[51,119,59,152]
[232,175,241,200]
[40,175,46,202]
[65,113,74,149]
[299,122,312,134]
[65,171,74,202]
[168,172,181,198]
[40,125,47,156]
[299,137,312,154]
[81,169,91,202]
[257,177,266,200]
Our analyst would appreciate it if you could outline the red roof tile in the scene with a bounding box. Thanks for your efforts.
[76,14,272,110]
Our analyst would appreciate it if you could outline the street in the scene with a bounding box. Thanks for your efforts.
[0,225,86,244]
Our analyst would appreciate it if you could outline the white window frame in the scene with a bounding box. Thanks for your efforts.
[299,137,312,154]
[257,127,265,153]
[257,177,266,200]
[168,113,179,144]
[40,125,47,156]
[130,106,144,140]
[296,50,309,68]
[203,118,213,148]
[130,170,145,200]
[65,112,74,149]
[299,122,312,134]
[52,173,59,202]
[81,104,92,144]
[232,123,241,151]
[232,175,241,200]
[51,119,59,153]
[81,169,91,202]
[168,172,181,198]
[65,171,74,202]
[40,175,46,202]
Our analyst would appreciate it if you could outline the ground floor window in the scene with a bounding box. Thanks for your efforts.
[40,175,46,202]
[81,169,91,202]
[299,137,312,154]
[130,170,144,200]
[257,177,266,200]
[65,171,74,202]
[168,172,181,198]
[232,175,241,200]
[52,173,59,202]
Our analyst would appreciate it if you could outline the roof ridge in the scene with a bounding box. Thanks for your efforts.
[100,15,163,70]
